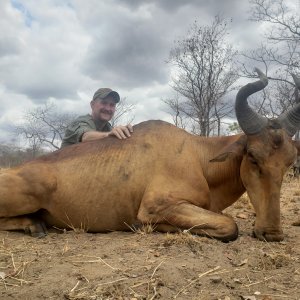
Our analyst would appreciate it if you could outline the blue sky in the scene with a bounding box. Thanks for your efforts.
[11,0,34,27]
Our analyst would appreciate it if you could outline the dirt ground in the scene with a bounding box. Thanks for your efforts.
[0,177,300,300]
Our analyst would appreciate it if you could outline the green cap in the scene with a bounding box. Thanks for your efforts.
[92,88,120,103]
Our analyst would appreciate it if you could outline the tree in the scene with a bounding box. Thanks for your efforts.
[162,93,189,130]
[111,97,135,127]
[0,144,48,167]
[15,103,76,153]
[166,15,238,136]
[239,0,300,118]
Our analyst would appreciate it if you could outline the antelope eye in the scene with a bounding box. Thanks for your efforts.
[248,152,258,165]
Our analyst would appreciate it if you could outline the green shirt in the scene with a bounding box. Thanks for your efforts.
[60,114,112,148]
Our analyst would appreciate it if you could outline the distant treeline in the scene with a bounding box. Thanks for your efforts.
[0,145,49,168]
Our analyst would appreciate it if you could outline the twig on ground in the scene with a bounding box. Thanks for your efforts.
[70,280,80,292]
[10,253,16,272]
[147,260,164,298]
[131,281,148,288]
[254,294,289,298]
[243,275,275,287]
[174,265,221,298]
[95,277,127,287]
[72,256,118,270]
[149,286,158,300]
[0,280,19,288]
[6,276,32,284]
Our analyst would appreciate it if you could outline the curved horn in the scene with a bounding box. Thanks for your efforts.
[277,73,300,136]
[235,68,268,135]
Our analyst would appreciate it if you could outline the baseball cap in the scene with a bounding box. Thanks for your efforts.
[92,88,120,103]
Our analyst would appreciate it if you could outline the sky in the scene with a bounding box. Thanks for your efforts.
[0,0,268,145]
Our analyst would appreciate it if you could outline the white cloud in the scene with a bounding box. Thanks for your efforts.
[0,0,269,145]
[1,0,91,101]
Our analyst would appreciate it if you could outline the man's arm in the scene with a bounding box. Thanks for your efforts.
[82,124,133,142]
[81,131,110,142]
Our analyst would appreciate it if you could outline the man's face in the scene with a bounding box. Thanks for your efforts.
[91,96,116,122]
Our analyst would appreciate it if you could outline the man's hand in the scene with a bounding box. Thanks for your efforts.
[109,124,133,139]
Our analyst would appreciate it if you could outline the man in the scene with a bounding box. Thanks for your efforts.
[61,88,133,148]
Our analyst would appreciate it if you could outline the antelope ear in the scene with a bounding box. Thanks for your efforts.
[210,135,247,163]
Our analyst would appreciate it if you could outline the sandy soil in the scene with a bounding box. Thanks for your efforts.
[0,178,300,300]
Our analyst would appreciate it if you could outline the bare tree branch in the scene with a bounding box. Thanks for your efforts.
[238,0,300,120]
[166,15,238,136]
[110,97,135,127]
[15,103,76,153]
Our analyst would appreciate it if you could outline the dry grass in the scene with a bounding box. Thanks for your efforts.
[125,222,157,235]
[63,255,165,300]
[0,237,34,289]
[257,252,294,271]
[163,231,204,246]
